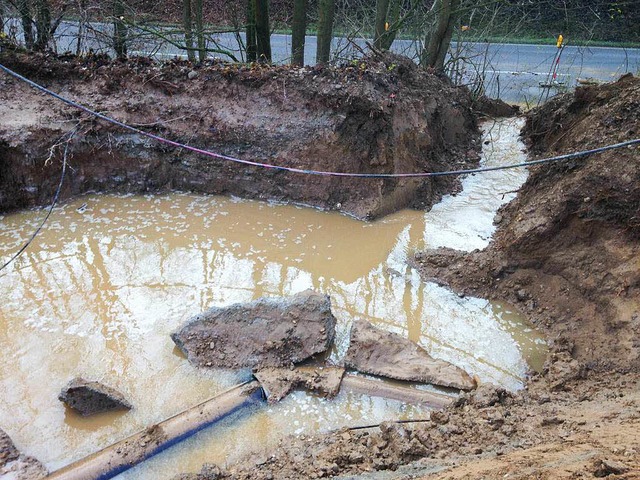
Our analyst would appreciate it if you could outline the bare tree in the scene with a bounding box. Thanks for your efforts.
[421,0,460,70]
[246,0,257,62]
[291,0,307,65]
[194,0,205,62]
[17,0,35,49]
[254,0,271,62]
[113,0,127,58]
[316,0,335,63]
[183,0,196,62]
[373,0,390,50]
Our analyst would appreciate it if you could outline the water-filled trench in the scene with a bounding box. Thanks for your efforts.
[0,118,546,478]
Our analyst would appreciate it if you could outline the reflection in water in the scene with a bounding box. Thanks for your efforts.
[0,118,546,478]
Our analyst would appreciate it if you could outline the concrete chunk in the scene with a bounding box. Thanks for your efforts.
[254,366,345,403]
[171,290,337,370]
[344,320,476,391]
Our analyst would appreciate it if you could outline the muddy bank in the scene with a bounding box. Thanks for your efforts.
[176,370,639,480]
[416,74,640,373]
[0,428,48,479]
[174,77,640,479]
[0,51,480,219]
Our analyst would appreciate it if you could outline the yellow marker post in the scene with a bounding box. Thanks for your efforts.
[556,34,564,48]
[384,22,389,31]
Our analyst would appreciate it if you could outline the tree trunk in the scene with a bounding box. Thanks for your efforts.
[246,0,257,62]
[291,0,307,65]
[18,0,35,50]
[378,0,401,50]
[194,0,205,62]
[33,0,50,51]
[183,0,196,62]
[421,0,459,71]
[373,0,390,50]
[316,0,334,63]
[113,0,127,59]
[254,0,271,62]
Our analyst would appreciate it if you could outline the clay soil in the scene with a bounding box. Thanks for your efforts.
[176,77,640,479]
[0,48,480,220]
[1,47,639,479]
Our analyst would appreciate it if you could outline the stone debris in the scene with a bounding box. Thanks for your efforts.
[58,378,133,416]
[254,366,345,403]
[172,290,337,370]
[0,428,48,479]
[344,320,476,391]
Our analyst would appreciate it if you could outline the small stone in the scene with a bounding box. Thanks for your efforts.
[58,378,132,416]
[187,70,198,80]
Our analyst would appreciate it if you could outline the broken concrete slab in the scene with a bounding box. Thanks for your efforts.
[344,320,476,391]
[254,366,345,404]
[58,378,133,416]
[171,290,336,370]
[0,428,48,479]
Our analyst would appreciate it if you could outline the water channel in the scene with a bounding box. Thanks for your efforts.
[0,118,546,478]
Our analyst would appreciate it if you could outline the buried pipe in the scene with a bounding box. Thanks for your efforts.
[341,374,455,409]
[46,381,263,480]
[46,374,454,479]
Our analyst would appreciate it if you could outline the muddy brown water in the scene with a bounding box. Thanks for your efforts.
[0,118,546,478]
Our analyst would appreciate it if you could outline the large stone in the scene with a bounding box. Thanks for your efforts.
[171,290,337,370]
[344,320,476,391]
[58,378,133,416]
[254,366,345,404]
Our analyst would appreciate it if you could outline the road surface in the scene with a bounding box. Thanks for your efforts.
[4,18,640,104]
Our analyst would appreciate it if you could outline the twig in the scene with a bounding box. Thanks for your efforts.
[0,129,76,274]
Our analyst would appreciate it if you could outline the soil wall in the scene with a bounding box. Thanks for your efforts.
[0,52,480,219]
[416,74,640,374]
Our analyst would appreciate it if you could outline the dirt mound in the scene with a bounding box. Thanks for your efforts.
[176,371,639,479]
[171,290,336,370]
[0,51,480,219]
[417,74,640,373]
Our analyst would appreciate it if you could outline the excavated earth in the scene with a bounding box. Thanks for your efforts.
[0,49,480,220]
[175,77,640,479]
[2,47,639,478]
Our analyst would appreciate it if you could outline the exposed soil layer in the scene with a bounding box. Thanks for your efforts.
[0,50,480,219]
[175,76,640,479]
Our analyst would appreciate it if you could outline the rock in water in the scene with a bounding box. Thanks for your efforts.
[58,378,133,416]
[344,320,476,391]
[254,366,345,404]
[171,290,337,370]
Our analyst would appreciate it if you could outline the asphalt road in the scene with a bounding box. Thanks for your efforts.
[4,18,640,104]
